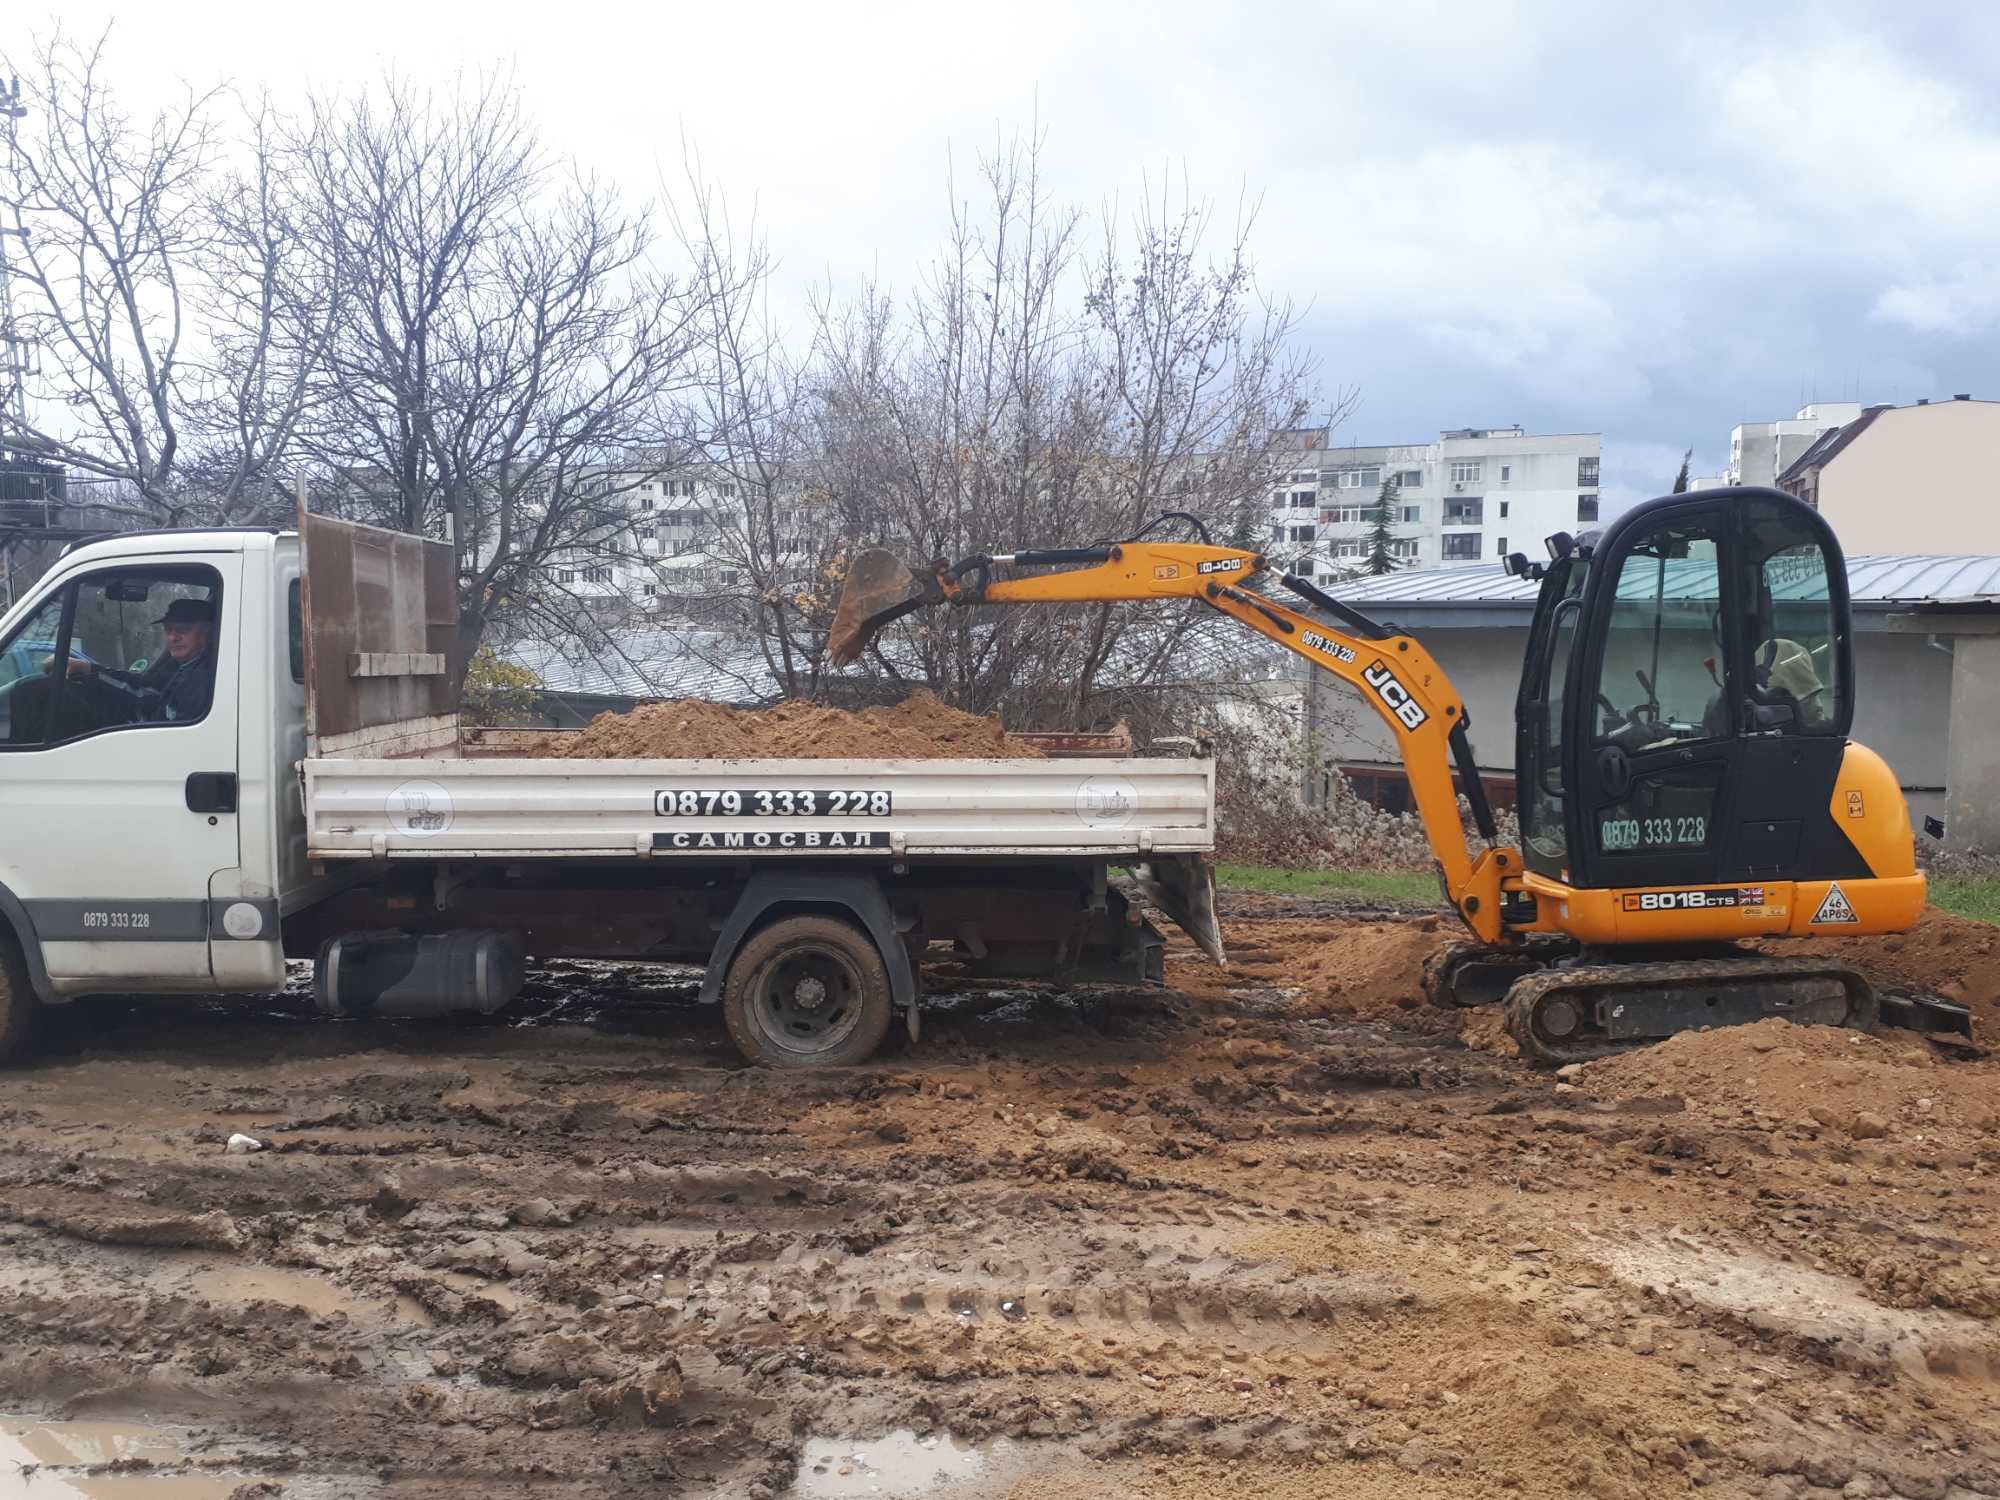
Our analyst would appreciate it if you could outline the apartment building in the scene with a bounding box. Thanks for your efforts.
[1726,402,1862,488]
[1267,426,1602,576]
[1778,394,2000,555]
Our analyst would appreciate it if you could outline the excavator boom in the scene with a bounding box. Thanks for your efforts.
[826,538,1516,942]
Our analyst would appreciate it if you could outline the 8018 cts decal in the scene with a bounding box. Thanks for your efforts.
[1622,886,1766,912]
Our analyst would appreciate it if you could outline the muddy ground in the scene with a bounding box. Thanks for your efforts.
[2,892,1998,1499]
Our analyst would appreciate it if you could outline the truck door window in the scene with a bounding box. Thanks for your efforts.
[0,592,74,746]
[0,565,223,748]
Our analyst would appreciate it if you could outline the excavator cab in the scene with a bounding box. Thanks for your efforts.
[1515,487,1874,894]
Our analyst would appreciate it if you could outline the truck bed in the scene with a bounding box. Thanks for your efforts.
[304,756,1215,860]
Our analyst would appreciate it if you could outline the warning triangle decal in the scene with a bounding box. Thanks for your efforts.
[1811,882,1859,925]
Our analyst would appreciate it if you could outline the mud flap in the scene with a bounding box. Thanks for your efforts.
[1121,856,1225,967]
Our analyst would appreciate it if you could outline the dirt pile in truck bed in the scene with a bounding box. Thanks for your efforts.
[556,689,1044,760]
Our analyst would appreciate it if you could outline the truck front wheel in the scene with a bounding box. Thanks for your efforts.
[722,914,893,1068]
[0,930,39,1066]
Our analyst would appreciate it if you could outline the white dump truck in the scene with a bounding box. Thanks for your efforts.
[0,513,1220,1066]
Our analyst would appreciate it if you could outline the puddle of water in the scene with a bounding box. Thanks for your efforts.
[0,1419,242,1500]
[789,1431,1017,1498]
[181,1263,368,1320]
[437,1270,526,1312]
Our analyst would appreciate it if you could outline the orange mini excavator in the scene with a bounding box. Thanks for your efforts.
[828,487,1971,1063]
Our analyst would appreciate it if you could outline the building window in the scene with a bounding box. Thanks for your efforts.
[1320,505,1367,524]
[1394,470,1423,488]
[1286,489,1316,508]
[1499,500,1509,518]
[1450,462,1482,484]
[643,583,658,597]
[1444,499,1483,525]
[1289,470,1318,483]
[1499,464,1511,482]
[1442,533,1482,561]
[1288,525,1314,543]
[1577,494,1599,523]
[556,569,575,584]
[1332,539,1366,558]
[1497,536,1509,556]
[1399,504,1421,523]
[1578,456,1600,486]
[583,566,612,584]
[1294,558,1315,578]
[1390,538,1419,559]
[639,496,654,512]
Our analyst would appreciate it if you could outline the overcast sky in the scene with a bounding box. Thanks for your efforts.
[26,0,2000,507]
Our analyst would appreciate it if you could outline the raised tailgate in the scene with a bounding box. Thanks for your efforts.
[299,508,460,758]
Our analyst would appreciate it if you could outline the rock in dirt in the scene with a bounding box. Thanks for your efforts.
[224,1132,263,1154]
[558,690,1041,760]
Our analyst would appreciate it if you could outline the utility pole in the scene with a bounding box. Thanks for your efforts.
[0,73,27,608]
[0,72,27,435]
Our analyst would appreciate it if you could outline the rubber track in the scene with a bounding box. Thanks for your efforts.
[1502,955,1878,1068]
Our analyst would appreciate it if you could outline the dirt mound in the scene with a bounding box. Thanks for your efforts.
[1572,1015,2000,1142]
[1755,907,2000,1034]
[1165,916,1451,1020]
[557,690,1042,760]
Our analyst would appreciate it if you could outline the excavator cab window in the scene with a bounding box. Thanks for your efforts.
[1740,498,1849,737]
[1517,557,1588,877]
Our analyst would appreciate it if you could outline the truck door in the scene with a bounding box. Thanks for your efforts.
[0,553,241,987]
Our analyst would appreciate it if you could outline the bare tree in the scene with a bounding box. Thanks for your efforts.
[799,131,1328,731]
[0,29,321,522]
[287,75,715,688]
[655,153,850,700]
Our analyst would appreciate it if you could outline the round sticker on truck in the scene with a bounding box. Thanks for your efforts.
[1076,777,1137,828]
[387,780,455,837]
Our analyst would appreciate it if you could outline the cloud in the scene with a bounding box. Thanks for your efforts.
[1873,264,2000,337]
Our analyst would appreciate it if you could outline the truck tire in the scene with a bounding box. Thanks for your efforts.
[0,930,39,1066]
[722,914,893,1068]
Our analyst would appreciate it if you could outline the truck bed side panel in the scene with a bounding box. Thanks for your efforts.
[304,756,1215,859]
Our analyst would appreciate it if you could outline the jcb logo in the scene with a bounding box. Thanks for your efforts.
[1363,660,1428,731]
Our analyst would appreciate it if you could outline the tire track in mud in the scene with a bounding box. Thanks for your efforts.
[0,905,1996,1498]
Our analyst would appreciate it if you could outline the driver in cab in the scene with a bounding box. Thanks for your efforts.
[58,597,218,724]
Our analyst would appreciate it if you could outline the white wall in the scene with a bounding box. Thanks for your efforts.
[1817,401,2000,556]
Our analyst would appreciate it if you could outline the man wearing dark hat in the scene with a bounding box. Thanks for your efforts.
[60,596,219,724]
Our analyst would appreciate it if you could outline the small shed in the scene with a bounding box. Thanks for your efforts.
[1309,556,2000,849]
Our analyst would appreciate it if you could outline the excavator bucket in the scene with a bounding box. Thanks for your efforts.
[827,548,934,666]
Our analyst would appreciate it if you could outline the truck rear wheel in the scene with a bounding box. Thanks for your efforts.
[0,930,39,1066]
[722,914,893,1068]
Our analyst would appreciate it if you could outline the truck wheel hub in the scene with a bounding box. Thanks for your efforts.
[793,975,829,1011]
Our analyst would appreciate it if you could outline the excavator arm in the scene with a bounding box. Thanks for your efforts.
[828,538,1519,941]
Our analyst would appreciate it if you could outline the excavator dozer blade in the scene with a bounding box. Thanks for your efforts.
[828,548,932,666]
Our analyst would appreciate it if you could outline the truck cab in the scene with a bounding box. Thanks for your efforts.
[0,529,302,998]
